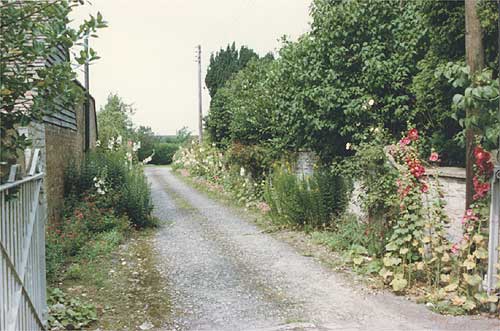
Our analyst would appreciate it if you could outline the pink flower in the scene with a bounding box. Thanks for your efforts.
[451,243,459,254]
[399,137,411,146]
[429,152,439,162]
[408,128,419,141]
[420,182,429,193]
[257,202,271,213]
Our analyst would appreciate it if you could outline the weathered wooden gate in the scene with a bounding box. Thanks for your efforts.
[1,150,47,331]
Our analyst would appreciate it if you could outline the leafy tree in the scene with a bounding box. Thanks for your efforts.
[97,93,135,145]
[204,42,258,98]
[206,57,276,148]
[269,0,427,162]
[0,0,106,174]
[135,126,155,161]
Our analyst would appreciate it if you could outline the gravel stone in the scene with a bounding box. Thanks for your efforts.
[146,167,500,331]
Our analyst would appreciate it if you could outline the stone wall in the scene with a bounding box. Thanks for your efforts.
[293,151,476,242]
[427,167,466,242]
[348,167,468,243]
[44,97,97,223]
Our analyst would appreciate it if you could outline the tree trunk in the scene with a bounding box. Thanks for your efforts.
[465,0,485,208]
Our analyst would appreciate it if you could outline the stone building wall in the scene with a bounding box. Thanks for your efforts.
[43,97,97,223]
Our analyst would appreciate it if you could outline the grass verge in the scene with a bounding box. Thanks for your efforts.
[49,229,171,330]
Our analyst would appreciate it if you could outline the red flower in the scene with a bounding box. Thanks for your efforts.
[472,176,490,200]
[408,160,425,178]
[474,146,490,162]
[421,182,429,193]
[429,152,439,162]
[407,128,419,141]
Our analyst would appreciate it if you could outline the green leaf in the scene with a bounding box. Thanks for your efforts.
[390,276,408,292]
[353,256,364,266]
[385,242,398,251]
[463,273,482,287]
[444,282,458,292]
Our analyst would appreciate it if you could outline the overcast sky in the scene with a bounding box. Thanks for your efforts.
[72,0,312,135]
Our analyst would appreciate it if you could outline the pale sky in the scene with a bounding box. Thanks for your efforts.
[72,0,312,135]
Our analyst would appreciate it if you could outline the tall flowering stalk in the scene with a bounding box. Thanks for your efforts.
[381,129,449,292]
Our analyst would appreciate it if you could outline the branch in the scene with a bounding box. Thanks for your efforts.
[0,0,64,29]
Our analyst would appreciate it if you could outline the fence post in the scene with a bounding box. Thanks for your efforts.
[487,165,500,312]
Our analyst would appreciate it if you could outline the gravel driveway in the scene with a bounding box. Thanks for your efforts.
[146,166,499,331]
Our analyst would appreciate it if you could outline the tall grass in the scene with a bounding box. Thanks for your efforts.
[264,166,350,229]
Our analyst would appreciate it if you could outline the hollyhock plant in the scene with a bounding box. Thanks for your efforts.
[429,152,439,162]
[407,128,419,141]
[399,137,411,146]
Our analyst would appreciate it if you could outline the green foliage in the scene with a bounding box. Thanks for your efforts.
[135,126,191,164]
[97,93,136,147]
[204,42,258,98]
[205,0,499,166]
[117,166,155,228]
[340,130,399,224]
[225,143,274,180]
[264,166,349,229]
[206,58,276,148]
[136,126,156,160]
[312,213,387,257]
[151,143,179,165]
[0,1,106,178]
[48,288,97,330]
[439,63,500,151]
[65,149,155,228]
[45,194,129,281]
[173,142,265,207]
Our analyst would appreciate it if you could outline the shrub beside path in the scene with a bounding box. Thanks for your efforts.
[146,166,499,331]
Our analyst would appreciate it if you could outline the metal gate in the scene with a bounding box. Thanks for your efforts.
[1,151,47,331]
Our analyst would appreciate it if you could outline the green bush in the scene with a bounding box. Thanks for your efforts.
[264,166,349,229]
[312,214,388,257]
[45,195,130,281]
[151,142,178,165]
[64,149,155,228]
[117,166,155,228]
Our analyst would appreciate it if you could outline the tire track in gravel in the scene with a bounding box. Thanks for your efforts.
[146,166,500,331]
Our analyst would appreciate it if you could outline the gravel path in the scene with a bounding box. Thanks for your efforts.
[146,167,499,331]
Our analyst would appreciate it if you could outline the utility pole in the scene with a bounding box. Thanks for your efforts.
[84,35,90,152]
[464,0,484,208]
[196,45,203,143]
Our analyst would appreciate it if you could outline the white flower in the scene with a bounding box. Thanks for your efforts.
[116,135,123,145]
[240,167,245,177]
[345,142,351,150]
[108,137,115,150]
[96,140,101,147]
[374,127,380,133]
[132,141,141,152]
[368,99,375,106]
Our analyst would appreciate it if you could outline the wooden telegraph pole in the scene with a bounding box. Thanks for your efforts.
[196,45,203,143]
[84,36,90,152]
[464,0,485,208]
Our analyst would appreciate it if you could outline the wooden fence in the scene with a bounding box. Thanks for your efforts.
[1,150,47,331]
